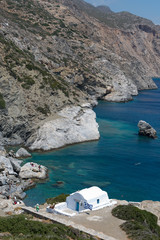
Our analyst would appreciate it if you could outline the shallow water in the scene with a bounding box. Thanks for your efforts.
[24,79,160,206]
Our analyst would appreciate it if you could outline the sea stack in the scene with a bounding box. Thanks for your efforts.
[138,120,157,139]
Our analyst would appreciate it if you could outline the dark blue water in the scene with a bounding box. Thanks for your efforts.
[24,79,160,206]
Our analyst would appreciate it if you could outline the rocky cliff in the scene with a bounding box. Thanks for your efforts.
[0,0,160,148]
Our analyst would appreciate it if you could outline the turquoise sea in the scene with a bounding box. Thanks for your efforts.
[24,78,160,207]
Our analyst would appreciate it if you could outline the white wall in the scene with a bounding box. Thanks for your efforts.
[66,192,109,212]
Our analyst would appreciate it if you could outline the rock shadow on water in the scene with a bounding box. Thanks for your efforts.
[50,166,59,171]
[52,181,65,188]
[83,181,110,187]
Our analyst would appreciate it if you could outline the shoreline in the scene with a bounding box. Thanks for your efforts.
[1,83,160,207]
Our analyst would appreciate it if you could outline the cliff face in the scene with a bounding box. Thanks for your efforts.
[0,0,160,146]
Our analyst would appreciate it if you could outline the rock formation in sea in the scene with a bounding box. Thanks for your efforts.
[0,0,160,148]
[138,120,157,138]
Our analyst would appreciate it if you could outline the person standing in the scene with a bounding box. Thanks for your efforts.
[36,204,39,212]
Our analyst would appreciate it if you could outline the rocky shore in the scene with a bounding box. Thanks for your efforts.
[0,0,160,151]
[0,147,48,204]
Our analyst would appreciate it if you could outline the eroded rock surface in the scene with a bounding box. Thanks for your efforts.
[138,120,157,138]
[28,105,100,151]
[0,0,160,148]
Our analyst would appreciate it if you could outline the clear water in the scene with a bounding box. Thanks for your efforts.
[24,79,160,206]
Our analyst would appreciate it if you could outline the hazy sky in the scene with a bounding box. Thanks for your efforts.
[84,0,160,25]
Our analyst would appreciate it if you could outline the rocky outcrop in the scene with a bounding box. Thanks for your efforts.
[0,155,19,175]
[15,148,31,159]
[28,105,100,151]
[0,198,25,215]
[103,72,138,102]
[0,151,47,200]
[19,162,47,180]
[103,91,133,102]
[138,120,157,138]
[0,0,160,147]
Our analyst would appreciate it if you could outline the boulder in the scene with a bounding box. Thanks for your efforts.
[10,158,22,173]
[8,150,16,158]
[15,148,31,159]
[0,175,7,186]
[21,179,36,190]
[138,120,157,138]
[0,162,5,172]
[19,162,48,180]
[0,146,7,157]
[28,105,100,151]
[0,156,16,175]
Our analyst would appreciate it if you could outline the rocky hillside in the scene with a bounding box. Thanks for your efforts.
[0,0,160,148]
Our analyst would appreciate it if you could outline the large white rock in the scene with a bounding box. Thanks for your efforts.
[19,162,47,179]
[15,148,31,159]
[29,106,100,151]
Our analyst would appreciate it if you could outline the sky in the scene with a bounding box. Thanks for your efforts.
[84,0,160,25]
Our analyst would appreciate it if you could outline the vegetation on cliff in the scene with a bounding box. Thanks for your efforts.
[0,93,6,109]
[112,205,160,240]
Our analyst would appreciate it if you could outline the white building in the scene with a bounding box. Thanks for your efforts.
[49,186,117,216]
[66,186,111,212]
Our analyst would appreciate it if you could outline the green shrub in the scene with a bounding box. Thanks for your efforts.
[46,193,69,205]
[21,76,35,89]
[0,214,94,239]
[36,104,50,115]
[52,29,61,36]
[26,63,34,71]
[112,205,160,240]
[59,19,66,28]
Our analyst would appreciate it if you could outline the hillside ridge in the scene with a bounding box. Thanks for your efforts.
[0,0,160,148]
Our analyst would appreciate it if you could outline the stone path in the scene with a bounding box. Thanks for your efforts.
[22,206,128,240]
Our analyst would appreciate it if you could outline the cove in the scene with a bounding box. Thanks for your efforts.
[24,78,160,207]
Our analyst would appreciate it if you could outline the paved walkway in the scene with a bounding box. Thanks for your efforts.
[22,206,128,240]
